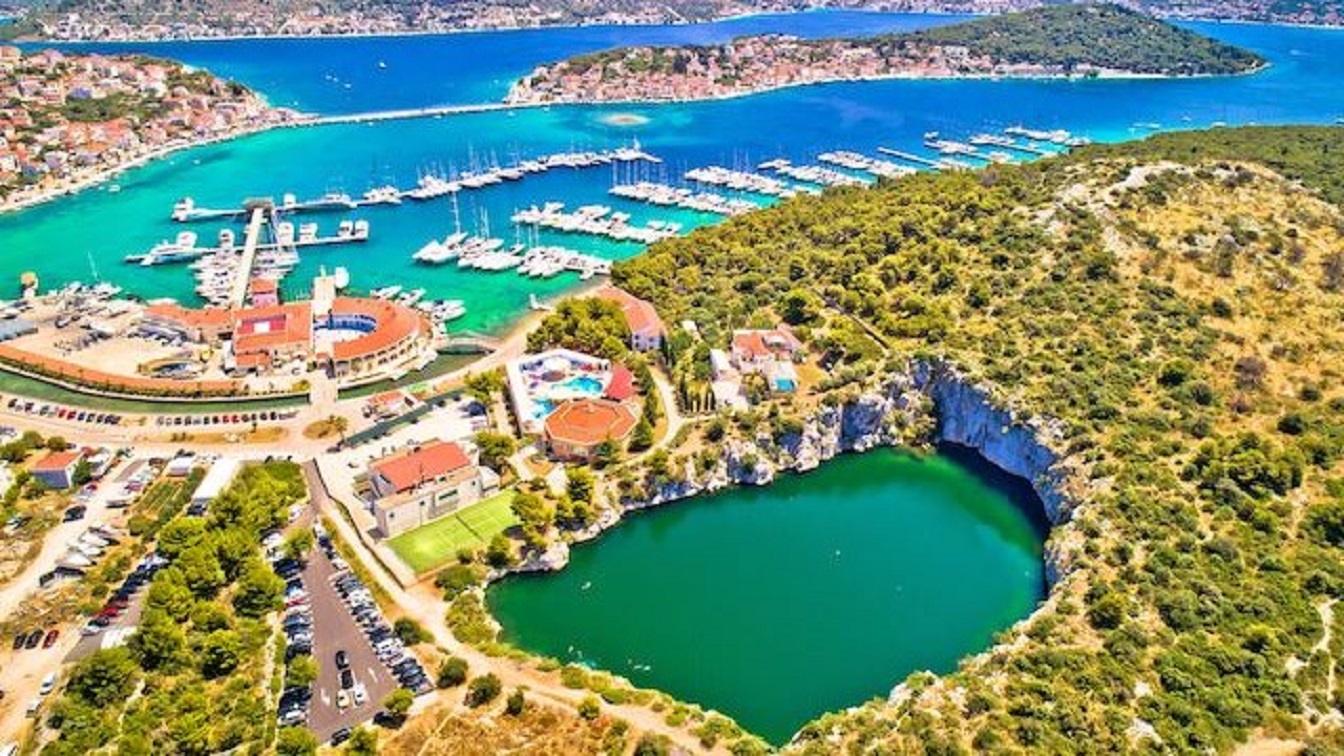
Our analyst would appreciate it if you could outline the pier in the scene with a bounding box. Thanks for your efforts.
[126,220,370,266]
[231,208,267,308]
[442,331,501,355]
[758,159,868,188]
[876,148,941,168]
[684,166,793,197]
[511,202,680,245]
[609,182,760,216]
[169,144,663,223]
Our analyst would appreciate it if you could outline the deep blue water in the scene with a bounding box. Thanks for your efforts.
[3,13,1343,334]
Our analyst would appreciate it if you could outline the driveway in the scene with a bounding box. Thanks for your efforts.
[301,532,397,743]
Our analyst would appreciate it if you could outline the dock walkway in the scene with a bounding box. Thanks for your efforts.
[231,207,267,308]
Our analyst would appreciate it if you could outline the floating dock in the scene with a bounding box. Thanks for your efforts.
[511,202,681,245]
[170,145,664,222]
[126,220,369,266]
[609,182,759,216]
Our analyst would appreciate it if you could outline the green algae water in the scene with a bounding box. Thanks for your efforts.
[487,448,1045,744]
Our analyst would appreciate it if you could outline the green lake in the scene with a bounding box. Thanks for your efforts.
[487,447,1047,744]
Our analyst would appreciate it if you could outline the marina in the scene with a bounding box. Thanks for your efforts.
[684,166,796,197]
[816,151,918,179]
[757,159,870,188]
[609,182,760,216]
[169,144,664,221]
[126,218,370,266]
[511,202,682,245]
[412,232,613,280]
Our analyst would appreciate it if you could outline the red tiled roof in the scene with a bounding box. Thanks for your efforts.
[544,399,638,447]
[732,329,801,360]
[234,302,312,356]
[234,352,272,369]
[371,440,471,494]
[249,278,277,294]
[326,297,426,362]
[596,285,665,337]
[604,364,637,402]
[0,344,240,397]
[145,303,236,329]
[33,450,81,471]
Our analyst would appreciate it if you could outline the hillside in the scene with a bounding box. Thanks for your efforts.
[611,125,1344,752]
[16,0,1344,42]
[505,4,1264,103]
[907,3,1263,75]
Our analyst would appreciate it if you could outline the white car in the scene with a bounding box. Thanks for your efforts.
[38,673,57,696]
[351,683,367,706]
[336,689,351,710]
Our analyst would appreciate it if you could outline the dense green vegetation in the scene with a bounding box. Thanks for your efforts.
[907,4,1264,74]
[547,3,1262,83]
[43,462,305,755]
[613,125,1344,752]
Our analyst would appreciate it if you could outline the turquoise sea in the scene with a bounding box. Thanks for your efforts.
[4,13,1343,335]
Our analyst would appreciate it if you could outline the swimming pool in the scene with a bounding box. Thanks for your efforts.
[560,375,605,395]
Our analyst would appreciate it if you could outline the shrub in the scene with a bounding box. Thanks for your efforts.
[437,656,469,688]
[467,673,502,707]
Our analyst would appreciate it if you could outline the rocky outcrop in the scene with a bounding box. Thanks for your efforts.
[501,359,1085,593]
[910,360,1081,526]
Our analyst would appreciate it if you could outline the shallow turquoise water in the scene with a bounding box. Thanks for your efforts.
[2,14,1342,338]
[488,448,1046,744]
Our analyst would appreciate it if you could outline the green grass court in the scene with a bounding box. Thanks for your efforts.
[387,489,519,574]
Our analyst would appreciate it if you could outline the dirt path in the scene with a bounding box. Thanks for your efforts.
[302,462,720,754]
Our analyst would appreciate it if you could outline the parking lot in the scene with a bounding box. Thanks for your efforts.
[277,519,429,744]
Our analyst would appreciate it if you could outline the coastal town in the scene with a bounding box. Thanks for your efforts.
[505,9,1260,105]
[3,0,1342,41]
[507,35,1021,104]
[0,47,295,210]
[1,1,1344,754]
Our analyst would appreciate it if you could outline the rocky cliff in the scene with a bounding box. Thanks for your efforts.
[505,358,1086,587]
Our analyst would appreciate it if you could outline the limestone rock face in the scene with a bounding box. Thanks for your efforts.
[509,359,1086,599]
[515,541,570,573]
[911,360,1081,525]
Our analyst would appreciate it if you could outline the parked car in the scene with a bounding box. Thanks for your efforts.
[336,689,350,710]
[330,728,352,746]
[42,630,58,649]
[335,650,349,670]
[24,630,43,649]
[11,633,24,650]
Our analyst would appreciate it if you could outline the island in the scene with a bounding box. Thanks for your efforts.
[7,0,1344,42]
[0,46,299,212]
[505,4,1266,105]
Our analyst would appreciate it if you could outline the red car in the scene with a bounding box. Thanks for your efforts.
[42,629,59,648]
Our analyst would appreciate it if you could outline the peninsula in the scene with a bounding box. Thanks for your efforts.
[505,4,1266,104]
[0,46,299,212]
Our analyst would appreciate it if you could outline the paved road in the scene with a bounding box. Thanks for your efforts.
[301,527,396,744]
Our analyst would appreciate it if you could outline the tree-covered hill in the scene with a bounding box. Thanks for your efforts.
[906,3,1264,74]
[613,125,1344,752]
[509,4,1264,104]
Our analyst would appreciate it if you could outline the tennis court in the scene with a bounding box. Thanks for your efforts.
[387,489,519,574]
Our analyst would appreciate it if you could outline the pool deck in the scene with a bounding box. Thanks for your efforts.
[504,347,615,435]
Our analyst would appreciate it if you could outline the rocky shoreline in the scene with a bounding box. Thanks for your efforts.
[504,358,1086,587]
